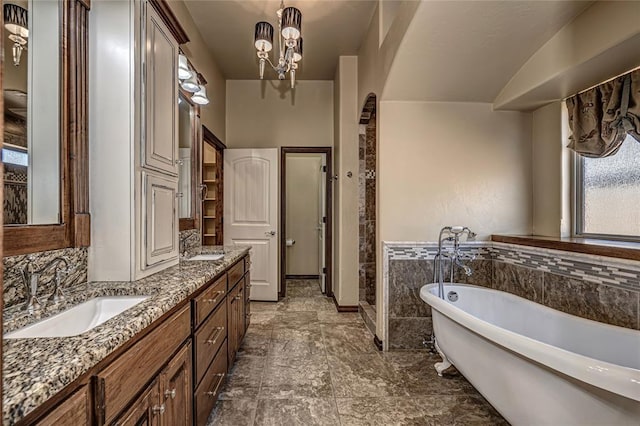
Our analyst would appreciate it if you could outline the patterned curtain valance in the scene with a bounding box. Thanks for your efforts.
[566,69,640,158]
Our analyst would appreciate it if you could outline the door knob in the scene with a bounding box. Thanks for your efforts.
[265,231,276,236]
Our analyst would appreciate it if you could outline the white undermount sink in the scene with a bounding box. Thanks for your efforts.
[186,254,224,261]
[4,296,149,339]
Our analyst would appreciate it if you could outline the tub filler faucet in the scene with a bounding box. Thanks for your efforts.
[434,226,476,300]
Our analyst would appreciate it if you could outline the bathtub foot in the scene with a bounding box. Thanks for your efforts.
[434,338,452,377]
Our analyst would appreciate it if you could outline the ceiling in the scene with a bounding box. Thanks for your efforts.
[382,1,594,102]
[184,0,377,80]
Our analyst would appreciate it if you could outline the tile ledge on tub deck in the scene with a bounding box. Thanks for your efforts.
[2,245,250,425]
[492,234,640,262]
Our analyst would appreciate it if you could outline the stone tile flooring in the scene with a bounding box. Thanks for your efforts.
[207,279,507,425]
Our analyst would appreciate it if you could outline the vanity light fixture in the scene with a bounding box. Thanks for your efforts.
[3,3,28,67]
[177,53,210,105]
[191,85,210,105]
[254,0,302,88]
[178,54,192,80]
[181,72,200,93]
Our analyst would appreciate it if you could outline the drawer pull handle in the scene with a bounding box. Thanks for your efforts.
[205,373,226,397]
[235,295,242,300]
[165,389,176,399]
[152,404,166,415]
[206,326,225,345]
[203,291,225,304]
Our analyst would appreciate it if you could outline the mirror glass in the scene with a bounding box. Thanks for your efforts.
[3,0,60,225]
[178,92,194,219]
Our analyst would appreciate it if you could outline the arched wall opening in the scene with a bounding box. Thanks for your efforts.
[358,93,377,332]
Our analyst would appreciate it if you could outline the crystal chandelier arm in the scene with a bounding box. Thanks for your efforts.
[277,1,284,61]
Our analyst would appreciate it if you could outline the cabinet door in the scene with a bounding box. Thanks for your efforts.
[227,285,238,367]
[115,380,161,426]
[144,2,179,176]
[237,281,246,343]
[36,386,90,426]
[142,171,179,269]
[244,269,251,332]
[160,343,192,426]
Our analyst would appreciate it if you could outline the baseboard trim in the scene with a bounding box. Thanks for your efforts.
[373,335,383,351]
[332,295,359,312]
[285,274,320,280]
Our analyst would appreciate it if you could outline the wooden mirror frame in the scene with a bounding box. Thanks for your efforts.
[178,87,201,232]
[3,0,91,256]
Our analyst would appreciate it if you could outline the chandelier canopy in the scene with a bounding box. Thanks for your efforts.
[254,1,302,88]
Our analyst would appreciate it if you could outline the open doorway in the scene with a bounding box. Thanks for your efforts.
[280,147,332,299]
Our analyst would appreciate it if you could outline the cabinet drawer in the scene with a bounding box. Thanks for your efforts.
[194,340,228,426]
[36,386,89,426]
[228,260,244,288]
[194,274,227,326]
[97,305,190,424]
[194,301,227,386]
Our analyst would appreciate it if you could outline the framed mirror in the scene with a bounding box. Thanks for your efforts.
[177,89,201,231]
[2,0,90,256]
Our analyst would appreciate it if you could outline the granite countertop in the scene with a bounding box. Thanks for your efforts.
[2,245,249,425]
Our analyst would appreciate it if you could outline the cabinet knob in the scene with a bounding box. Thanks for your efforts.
[152,404,166,415]
[165,389,176,400]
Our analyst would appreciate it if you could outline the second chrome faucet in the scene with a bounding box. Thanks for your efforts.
[20,256,74,313]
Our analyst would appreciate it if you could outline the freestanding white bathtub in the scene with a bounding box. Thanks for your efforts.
[420,283,640,426]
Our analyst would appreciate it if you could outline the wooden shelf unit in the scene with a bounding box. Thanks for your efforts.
[201,127,225,246]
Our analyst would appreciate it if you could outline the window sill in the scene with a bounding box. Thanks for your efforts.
[491,235,640,262]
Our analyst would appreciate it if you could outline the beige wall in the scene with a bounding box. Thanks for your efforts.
[168,0,226,140]
[494,1,640,110]
[332,57,359,306]
[285,154,322,275]
[226,80,334,149]
[532,101,572,237]
[379,101,533,242]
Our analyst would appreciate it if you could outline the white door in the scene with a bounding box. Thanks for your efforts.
[318,156,326,292]
[224,149,279,301]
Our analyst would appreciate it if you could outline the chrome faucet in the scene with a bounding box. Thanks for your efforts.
[21,256,72,313]
[433,226,476,299]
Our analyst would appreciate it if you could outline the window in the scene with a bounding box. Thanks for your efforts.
[575,134,640,239]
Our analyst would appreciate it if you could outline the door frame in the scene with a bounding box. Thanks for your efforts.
[280,147,333,298]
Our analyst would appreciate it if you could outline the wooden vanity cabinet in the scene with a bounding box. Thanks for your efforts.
[226,259,247,367]
[111,343,192,426]
[95,306,190,424]
[114,379,160,426]
[35,386,91,426]
[160,343,192,425]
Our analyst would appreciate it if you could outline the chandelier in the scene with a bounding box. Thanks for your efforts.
[253,1,303,88]
[3,3,28,67]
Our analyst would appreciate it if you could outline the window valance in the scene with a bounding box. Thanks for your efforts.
[566,69,640,158]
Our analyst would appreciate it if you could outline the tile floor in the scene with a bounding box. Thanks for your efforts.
[207,279,507,425]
